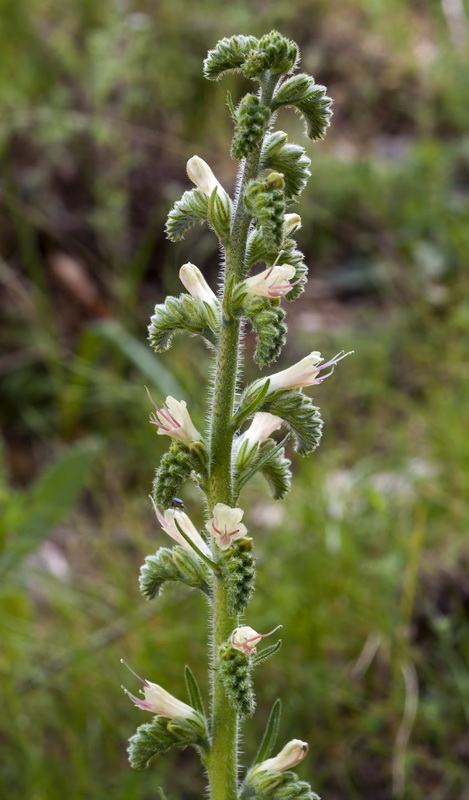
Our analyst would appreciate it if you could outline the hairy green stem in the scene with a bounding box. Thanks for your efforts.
[206,77,276,800]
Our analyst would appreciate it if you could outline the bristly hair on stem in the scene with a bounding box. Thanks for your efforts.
[122,29,351,800]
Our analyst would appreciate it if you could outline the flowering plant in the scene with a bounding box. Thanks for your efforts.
[122,31,351,800]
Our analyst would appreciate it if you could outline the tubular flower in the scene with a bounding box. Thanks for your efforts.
[147,391,202,444]
[151,499,211,558]
[187,155,224,198]
[206,503,247,550]
[263,350,353,395]
[231,624,282,656]
[179,263,219,310]
[251,740,309,776]
[238,412,283,450]
[240,264,298,299]
[121,660,197,719]
[283,213,302,235]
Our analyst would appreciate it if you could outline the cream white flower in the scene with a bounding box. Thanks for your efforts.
[147,391,202,445]
[262,350,353,395]
[231,624,282,655]
[121,660,197,719]
[186,155,223,198]
[151,499,211,558]
[251,740,309,775]
[283,213,302,235]
[206,503,247,550]
[239,412,283,450]
[236,412,283,467]
[240,264,297,299]
[179,263,219,309]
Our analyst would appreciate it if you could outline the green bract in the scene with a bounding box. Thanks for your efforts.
[243,297,287,367]
[220,537,256,614]
[272,73,333,141]
[152,442,200,509]
[232,95,271,160]
[165,188,208,241]
[260,132,311,201]
[148,294,219,352]
[128,713,207,770]
[139,546,210,599]
[261,391,324,456]
[203,34,259,80]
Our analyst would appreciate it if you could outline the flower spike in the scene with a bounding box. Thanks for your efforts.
[126,31,342,800]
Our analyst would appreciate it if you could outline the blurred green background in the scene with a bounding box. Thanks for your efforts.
[1,1,469,798]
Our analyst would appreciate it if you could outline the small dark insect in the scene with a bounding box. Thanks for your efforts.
[171,497,185,510]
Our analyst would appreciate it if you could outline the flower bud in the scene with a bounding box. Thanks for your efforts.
[236,412,283,466]
[152,500,211,558]
[179,263,219,309]
[206,503,247,550]
[244,411,283,444]
[283,213,302,235]
[265,171,285,191]
[122,661,197,720]
[262,350,353,395]
[239,264,297,300]
[147,392,202,445]
[186,155,223,198]
[250,739,309,777]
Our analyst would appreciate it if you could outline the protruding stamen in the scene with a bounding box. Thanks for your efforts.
[157,407,181,428]
[150,413,171,432]
[318,350,354,371]
[120,658,149,686]
[245,624,283,644]
[145,385,159,411]
[122,686,153,710]
[146,386,182,430]
[315,368,335,382]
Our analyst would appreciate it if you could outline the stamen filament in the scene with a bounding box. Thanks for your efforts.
[120,659,149,686]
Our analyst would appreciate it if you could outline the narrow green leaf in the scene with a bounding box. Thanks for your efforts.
[184,666,206,717]
[233,379,271,428]
[208,186,232,239]
[237,434,290,493]
[251,638,282,667]
[252,699,282,766]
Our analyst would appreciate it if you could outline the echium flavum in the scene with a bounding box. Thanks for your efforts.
[122,31,352,800]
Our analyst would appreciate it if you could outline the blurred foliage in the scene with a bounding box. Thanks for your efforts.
[1,0,469,799]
